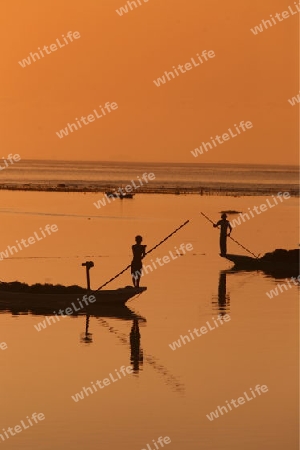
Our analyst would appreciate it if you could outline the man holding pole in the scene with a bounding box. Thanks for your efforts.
[131,235,147,288]
[213,213,232,257]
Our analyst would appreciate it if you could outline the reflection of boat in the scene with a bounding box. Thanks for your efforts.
[0,298,146,321]
[105,190,134,199]
[0,283,147,308]
[225,249,299,277]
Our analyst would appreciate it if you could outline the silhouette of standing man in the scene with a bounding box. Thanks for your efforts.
[131,235,146,287]
[213,213,232,257]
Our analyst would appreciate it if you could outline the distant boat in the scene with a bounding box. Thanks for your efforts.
[225,249,299,277]
[0,282,146,307]
[105,190,134,199]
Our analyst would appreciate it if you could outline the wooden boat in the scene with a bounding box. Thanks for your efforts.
[120,193,134,199]
[105,190,134,199]
[225,254,260,269]
[225,249,299,277]
[0,282,147,308]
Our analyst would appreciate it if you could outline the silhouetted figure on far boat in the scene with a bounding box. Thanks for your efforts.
[131,235,146,287]
[213,213,232,257]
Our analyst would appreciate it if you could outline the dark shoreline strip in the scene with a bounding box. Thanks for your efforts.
[0,184,298,197]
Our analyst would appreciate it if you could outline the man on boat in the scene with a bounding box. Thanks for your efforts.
[213,213,232,257]
[131,235,146,288]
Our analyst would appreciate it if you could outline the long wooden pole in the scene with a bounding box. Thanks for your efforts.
[96,219,190,290]
[200,212,259,259]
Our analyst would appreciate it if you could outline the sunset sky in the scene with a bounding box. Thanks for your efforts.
[0,0,299,164]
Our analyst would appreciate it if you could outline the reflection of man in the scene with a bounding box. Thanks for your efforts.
[130,319,143,373]
[213,213,232,257]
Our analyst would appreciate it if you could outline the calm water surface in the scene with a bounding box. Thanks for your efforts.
[0,191,298,450]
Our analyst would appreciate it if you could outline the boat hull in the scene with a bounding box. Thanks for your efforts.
[106,191,134,199]
[0,286,147,310]
[225,254,259,268]
[225,253,299,278]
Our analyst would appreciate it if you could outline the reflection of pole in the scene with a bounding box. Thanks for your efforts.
[82,261,94,290]
[80,315,93,344]
[86,315,90,336]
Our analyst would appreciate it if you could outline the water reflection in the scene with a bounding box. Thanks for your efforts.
[130,318,143,373]
[97,315,145,374]
[80,315,93,344]
[212,271,230,316]
[0,297,145,321]
[97,316,184,393]
[80,308,145,367]
[0,296,184,393]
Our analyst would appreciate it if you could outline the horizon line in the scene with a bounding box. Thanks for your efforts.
[15,159,298,167]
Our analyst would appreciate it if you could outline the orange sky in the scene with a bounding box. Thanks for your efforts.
[0,0,299,164]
